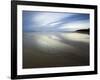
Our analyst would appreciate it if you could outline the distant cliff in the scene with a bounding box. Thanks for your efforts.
[76,29,89,34]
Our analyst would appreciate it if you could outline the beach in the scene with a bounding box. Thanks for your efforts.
[23,32,89,68]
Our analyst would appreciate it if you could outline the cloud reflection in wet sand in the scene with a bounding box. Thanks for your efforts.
[23,32,89,68]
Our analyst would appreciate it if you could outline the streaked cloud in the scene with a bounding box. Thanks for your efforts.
[23,11,89,32]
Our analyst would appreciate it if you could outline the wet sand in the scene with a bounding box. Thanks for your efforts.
[23,32,89,68]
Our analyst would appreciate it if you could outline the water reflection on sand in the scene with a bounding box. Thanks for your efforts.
[23,32,89,68]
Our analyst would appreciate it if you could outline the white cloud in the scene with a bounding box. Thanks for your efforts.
[59,20,89,31]
[33,12,73,27]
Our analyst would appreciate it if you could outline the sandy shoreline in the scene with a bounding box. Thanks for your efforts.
[23,32,89,68]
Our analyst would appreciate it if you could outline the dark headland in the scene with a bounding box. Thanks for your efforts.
[76,28,90,34]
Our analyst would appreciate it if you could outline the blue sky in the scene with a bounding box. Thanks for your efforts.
[23,11,90,32]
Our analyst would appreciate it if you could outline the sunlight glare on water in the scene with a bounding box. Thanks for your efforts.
[61,33,89,43]
[23,32,89,54]
[35,34,74,50]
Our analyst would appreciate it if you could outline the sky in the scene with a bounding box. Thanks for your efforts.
[23,11,90,32]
